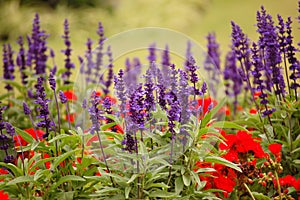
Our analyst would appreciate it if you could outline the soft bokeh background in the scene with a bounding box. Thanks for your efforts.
[0,0,298,89]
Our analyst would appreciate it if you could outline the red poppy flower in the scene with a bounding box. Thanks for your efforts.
[249,108,257,114]
[65,113,76,123]
[197,97,218,115]
[0,190,9,200]
[43,153,51,169]
[220,106,231,116]
[63,90,77,101]
[268,143,282,156]
[95,91,102,97]
[219,130,266,162]
[253,91,262,100]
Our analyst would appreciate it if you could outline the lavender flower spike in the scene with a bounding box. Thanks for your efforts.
[61,19,75,84]
[59,90,68,104]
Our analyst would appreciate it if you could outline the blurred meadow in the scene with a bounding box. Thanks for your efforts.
[0,0,298,92]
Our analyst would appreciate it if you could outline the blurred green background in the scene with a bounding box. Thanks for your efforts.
[0,0,298,85]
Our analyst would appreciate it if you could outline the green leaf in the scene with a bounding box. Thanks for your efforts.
[182,173,191,186]
[191,171,205,190]
[204,156,242,172]
[126,174,139,184]
[51,149,79,170]
[7,175,34,185]
[252,192,272,200]
[149,190,179,198]
[0,162,23,177]
[48,134,72,143]
[210,121,247,131]
[51,175,85,190]
[125,186,131,199]
[30,157,55,172]
[101,122,117,131]
[175,177,184,194]
[145,182,170,190]
[14,127,35,144]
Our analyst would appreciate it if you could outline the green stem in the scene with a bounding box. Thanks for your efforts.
[96,131,115,187]
[243,183,255,200]
[274,171,282,200]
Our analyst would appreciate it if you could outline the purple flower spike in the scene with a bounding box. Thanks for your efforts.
[23,102,31,115]
[185,57,199,96]
[2,44,15,91]
[88,91,103,134]
[204,33,221,96]
[129,84,145,130]
[147,43,156,64]
[144,69,155,117]
[84,38,94,83]
[285,17,300,98]
[114,69,127,116]
[34,77,54,138]
[104,46,114,95]
[59,90,68,104]
[17,36,27,85]
[61,19,75,84]
[48,72,56,91]
[5,122,15,136]
[178,69,191,124]
[96,22,106,72]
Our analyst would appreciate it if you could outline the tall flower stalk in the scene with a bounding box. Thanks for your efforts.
[88,91,114,186]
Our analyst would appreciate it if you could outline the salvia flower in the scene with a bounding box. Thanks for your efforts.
[185,57,199,96]
[147,43,156,64]
[16,36,28,85]
[185,41,192,67]
[96,22,106,71]
[85,38,94,83]
[48,72,56,91]
[104,46,114,95]
[61,19,75,84]
[223,50,243,110]
[161,45,171,82]
[0,113,15,164]
[23,102,31,115]
[285,17,300,98]
[204,32,221,96]
[128,84,145,130]
[167,98,181,138]
[2,44,15,91]
[35,77,54,137]
[178,69,191,124]
[157,69,167,110]
[122,132,137,153]
[114,69,127,116]
[144,69,156,118]
[231,21,252,93]
[59,90,68,104]
[88,91,103,134]
[28,13,49,75]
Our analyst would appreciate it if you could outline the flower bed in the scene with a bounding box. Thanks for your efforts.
[0,1,299,200]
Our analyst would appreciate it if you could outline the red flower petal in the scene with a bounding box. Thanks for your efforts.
[63,90,78,101]
[268,143,282,156]
[0,190,9,200]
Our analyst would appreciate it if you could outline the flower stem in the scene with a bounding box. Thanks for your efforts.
[66,102,71,130]
[96,131,114,187]
[274,171,282,200]
[53,92,60,157]
[243,183,255,200]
